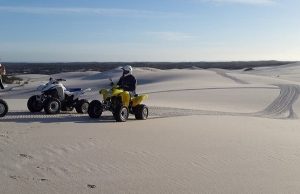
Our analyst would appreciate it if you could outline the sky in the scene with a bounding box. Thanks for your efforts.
[0,0,299,62]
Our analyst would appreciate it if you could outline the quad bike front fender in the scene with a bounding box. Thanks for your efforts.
[100,89,109,100]
[111,88,124,96]
[100,87,124,101]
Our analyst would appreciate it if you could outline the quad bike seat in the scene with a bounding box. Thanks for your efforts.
[67,88,82,92]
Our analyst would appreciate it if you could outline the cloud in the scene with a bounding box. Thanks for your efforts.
[203,0,276,5]
[0,6,181,18]
[147,31,195,41]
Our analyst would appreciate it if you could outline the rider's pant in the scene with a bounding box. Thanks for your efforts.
[0,76,4,89]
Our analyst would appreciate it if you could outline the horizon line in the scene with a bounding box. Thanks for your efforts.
[2,60,297,63]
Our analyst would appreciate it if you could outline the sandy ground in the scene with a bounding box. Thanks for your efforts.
[1,62,300,193]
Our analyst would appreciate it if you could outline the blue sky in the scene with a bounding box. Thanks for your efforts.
[0,0,299,62]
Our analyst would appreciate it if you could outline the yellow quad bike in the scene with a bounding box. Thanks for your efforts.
[88,80,149,122]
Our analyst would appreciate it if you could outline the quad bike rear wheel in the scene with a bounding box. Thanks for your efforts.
[113,105,129,122]
[88,100,103,118]
[27,95,43,112]
[0,99,8,117]
[44,97,61,114]
[134,104,149,120]
[75,99,89,114]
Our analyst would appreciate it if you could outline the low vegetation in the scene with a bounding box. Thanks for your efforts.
[2,75,23,84]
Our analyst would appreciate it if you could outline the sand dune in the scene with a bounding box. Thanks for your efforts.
[1,63,300,193]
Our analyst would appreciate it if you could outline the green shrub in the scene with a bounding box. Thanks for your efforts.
[2,75,23,84]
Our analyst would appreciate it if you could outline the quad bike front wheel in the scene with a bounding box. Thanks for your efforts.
[44,97,61,114]
[134,104,149,120]
[75,99,89,114]
[113,105,129,122]
[88,100,103,118]
[0,99,8,117]
[27,95,43,112]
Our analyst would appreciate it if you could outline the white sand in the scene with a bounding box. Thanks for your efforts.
[1,63,300,193]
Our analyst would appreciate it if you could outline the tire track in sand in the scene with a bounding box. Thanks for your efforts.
[255,84,300,119]
[150,84,300,119]
[1,85,299,121]
[213,69,249,84]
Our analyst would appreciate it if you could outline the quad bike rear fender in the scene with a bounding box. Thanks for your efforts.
[131,95,148,107]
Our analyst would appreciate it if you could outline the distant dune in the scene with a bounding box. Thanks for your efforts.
[2,61,295,75]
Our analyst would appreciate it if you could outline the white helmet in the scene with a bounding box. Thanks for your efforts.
[121,65,133,76]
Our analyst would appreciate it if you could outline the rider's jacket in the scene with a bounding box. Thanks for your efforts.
[117,74,136,92]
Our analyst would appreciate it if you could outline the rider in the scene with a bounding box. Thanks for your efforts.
[0,64,6,89]
[117,65,136,94]
[117,65,137,107]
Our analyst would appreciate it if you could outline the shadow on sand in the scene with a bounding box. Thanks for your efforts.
[0,111,165,124]
[1,111,122,124]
